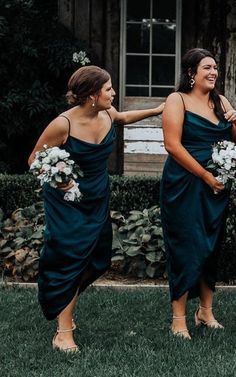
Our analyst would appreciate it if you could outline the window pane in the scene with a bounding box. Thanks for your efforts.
[153,0,176,22]
[152,56,175,85]
[152,23,176,53]
[152,87,174,97]
[127,0,150,21]
[126,56,149,85]
[127,23,150,53]
[126,87,149,96]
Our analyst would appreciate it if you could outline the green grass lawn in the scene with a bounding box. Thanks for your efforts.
[0,286,236,377]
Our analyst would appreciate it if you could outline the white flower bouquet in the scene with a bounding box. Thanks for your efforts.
[29,145,83,202]
[207,140,236,192]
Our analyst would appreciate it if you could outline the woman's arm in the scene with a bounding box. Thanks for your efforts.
[108,102,165,125]
[162,93,224,192]
[28,117,68,166]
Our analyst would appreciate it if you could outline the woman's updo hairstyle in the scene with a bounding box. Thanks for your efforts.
[66,65,110,106]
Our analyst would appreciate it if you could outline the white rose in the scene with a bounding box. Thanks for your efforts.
[63,167,72,175]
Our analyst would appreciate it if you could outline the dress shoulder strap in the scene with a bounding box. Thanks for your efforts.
[58,115,71,136]
[220,97,227,113]
[177,92,186,111]
[105,109,113,124]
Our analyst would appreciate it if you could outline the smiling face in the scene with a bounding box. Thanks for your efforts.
[194,57,218,92]
[94,79,116,110]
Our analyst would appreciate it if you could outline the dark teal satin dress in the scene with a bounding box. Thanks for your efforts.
[160,111,232,301]
[38,121,116,320]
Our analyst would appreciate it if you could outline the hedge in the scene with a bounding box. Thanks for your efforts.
[0,174,160,216]
[0,174,235,283]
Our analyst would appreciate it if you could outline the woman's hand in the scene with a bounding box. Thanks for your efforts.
[201,171,225,194]
[224,109,236,124]
[155,102,165,115]
[57,180,75,192]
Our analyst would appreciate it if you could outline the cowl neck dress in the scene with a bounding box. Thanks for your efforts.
[38,114,116,320]
[160,109,232,301]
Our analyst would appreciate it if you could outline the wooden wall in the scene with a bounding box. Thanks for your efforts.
[182,0,236,107]
[58,0,123,174]
[123,97,166,176]
[58,0,236,176]
[224,0,236,107]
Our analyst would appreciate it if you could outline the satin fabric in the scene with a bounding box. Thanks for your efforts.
[38,125,116,320]
[160,111,232,301]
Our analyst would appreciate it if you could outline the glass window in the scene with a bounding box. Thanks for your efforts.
[126,87,149,96]
[127,0,150,21]
[152,23,176,54]
[152,56,175,85]
[126,56,149,85]
[127,23,150,53]
[121,0,181,98]
[153,0,176,22]
[152,87,174,97]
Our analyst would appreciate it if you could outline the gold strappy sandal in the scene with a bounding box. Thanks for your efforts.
[52,321,79,353]
[195,306,224,329]
[170,315,191,340]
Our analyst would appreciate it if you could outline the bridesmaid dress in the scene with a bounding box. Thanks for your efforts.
[160,99,232,301]
[38,113,116,320]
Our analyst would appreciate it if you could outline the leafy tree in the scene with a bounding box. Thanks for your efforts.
[0,0,90,173]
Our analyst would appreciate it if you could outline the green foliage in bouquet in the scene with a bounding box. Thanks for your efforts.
[0,0,90,173]
[111,206,166,278]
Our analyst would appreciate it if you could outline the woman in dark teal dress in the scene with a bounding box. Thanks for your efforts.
[28,65,164,352]
[160,48,236,340]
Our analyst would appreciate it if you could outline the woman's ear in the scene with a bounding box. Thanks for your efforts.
[188,68,195,78]
[89,95,97,108]
[89,95,95,102]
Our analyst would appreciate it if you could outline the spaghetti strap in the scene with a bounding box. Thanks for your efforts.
[220,98,227,113]
[58,115,71,136]
[105,110,112,124]
[177,92,186,111]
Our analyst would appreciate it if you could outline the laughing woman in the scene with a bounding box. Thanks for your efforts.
[160,48,236,340]
[28,65,164,352]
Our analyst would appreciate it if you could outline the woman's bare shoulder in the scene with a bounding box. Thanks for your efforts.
[219,94,233,111]
[164,92,186,110]
[43,115,71,139]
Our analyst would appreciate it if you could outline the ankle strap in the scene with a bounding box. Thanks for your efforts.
[57,323,76,333]
[173,315,186,319]
[200,306,212,310]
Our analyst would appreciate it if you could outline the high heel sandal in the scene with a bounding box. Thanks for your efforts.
[52,321,79,353]
[170,315,191,340]
[195,306,224,329]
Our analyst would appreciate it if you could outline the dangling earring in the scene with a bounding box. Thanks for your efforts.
[189,77,195,88]
[92,102,95,107]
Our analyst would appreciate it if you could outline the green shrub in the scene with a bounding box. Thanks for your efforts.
[110,175,160,215]
[0,174,40,215]
[217,186,236,283]
[0,174,160,216]
[111,206,166,278]
[0,202,44,281]
[0,174,235,283]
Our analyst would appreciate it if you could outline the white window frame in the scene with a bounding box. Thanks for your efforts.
[119,0,182,109]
